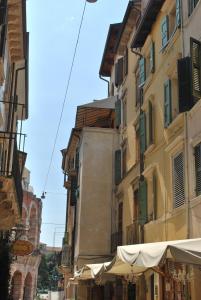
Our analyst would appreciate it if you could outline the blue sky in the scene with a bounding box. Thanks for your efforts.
[24,0,129,247]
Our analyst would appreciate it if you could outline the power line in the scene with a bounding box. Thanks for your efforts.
[42,0,87,195]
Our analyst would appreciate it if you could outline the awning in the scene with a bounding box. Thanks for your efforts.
[106,238,201,275]
[75,262,111,280]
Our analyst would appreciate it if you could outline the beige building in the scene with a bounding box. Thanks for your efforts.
[60,97,120,300]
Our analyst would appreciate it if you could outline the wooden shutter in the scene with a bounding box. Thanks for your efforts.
[139,179,147,225]
[115,98,121,128]
[150,42,155,73]
[164,79,172,127]
[75,149,79,170]
[190,38,201,99]
[173,152,185,208]
[161,16,169,48]
[176,0,181,27]
[195,143,201,196]
[153,172,157,220]
[139,57,146,86]
[148,101,153,146]
[140,111,146,154]
[115,149,121,185]
[124,48,128,76]
[177,57,194,112]
[70,176,77,206]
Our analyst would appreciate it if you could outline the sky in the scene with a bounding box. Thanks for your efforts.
[24,0,129,247]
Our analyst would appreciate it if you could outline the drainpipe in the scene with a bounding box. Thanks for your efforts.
[184,112,190,239]
[99,74,109,96]
[131,48,143,58]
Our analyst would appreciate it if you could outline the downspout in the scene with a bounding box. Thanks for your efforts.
[184,112,190,239]
[99,74,109,97]
[131,48,143,58]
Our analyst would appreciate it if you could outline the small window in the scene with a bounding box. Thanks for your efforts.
[164,79,172,128]
[147,101,154,147]
[189,0,199,16]
[173,152,185,208]
[195,143,201,196]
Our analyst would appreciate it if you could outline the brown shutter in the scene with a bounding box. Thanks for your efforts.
[190,38,201,99]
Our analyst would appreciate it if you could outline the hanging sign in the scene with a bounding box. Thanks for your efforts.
[11,240,34,256]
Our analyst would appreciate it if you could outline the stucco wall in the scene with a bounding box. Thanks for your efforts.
[74,127,119,266]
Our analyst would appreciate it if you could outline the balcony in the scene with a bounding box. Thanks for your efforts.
[59,244,72,274]
[0,134,25,230]
[126,222,139,245]
[111,231,122,253]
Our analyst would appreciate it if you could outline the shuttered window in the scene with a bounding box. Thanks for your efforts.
[173,152,185,208]
[115,58,124,87]
[70,176,77,206]
[115,149,121,185]
[150,42,155,73]
[164,79,172,128]
[190,38,201,99]
[147,101,153,146]
[139,179,147,225]
[161,16,169,48]
[123,48,128,76]
[139,57,146,86]
[176,0,181,27]
[140,111,146,154]
[177,57,194,112]
[195,143,201,196]
[115,98,121,128]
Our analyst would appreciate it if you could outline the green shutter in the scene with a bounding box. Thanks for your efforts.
[139,180,147,225]
[150,42,155,73]
[115,150,121,185]
[139,57,146,86]
[176,0,181,27]
[140,111,146,154]
[190,38,201,99]
[148,101,153,146]
[115,99,121,128]
[164,79,172,127]
[153,172,157,220]
[161,16,169,48]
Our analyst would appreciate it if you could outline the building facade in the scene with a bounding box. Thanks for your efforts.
[11,168,42,300]
[61,0,201,299]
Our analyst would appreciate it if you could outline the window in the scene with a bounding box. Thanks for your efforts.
[147,101,154,147]
[161,1,181,49]
[164,79,172,127]
[122,146,127,178]
[139,111,146,154]
[122,100,127,128]
[191,38,201,99]
[115,58,124,87]
[189,0,199,15]
[195,143,201,196]
[152,172,157,220]
[135,71,143,107]
[139,179,147,225]
[135,128,140,163]
[123,48,128,77]
[149,42,155,74]
[115,149,121,185]
[139,57,146,86]
[133,189,139,221]
[115,98,121,128]
[173,152,185,208]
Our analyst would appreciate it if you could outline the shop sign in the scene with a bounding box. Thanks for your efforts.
[11,240,34,256]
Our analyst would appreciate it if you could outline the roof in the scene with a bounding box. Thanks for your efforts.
[131,0,165,48]
[99,23,122,77]
[115,0,141,55]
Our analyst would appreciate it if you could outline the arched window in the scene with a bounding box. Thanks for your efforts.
[11,271,22,300]
[23,273,32,300]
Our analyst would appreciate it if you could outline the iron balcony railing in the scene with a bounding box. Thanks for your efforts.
[111,231,122,253]
[126,222,139,245]
[61,244,72,268]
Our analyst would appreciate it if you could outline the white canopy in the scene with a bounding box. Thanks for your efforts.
[106,238,201,275]
[75,262,111,280]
